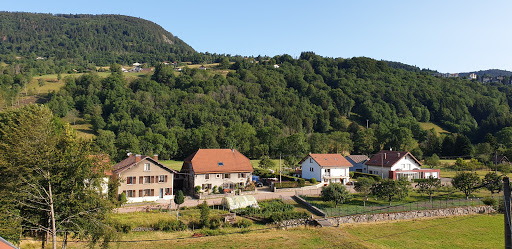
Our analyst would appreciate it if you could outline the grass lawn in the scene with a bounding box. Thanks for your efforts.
[251,159,286,172]
[439,168,493,179]
[419,122,451,136]
[345,214,503,248]
[22,214,500,249]
[159,160,184,171]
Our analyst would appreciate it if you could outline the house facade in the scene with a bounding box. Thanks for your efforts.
[345,155,369,173]
[300,154,351,184]
[180,149,254,194]
[113,154,177,203]
[365,150,440,180]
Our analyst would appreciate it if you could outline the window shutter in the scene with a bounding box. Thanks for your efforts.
[165,175,168,182]
[139,190,143,197]
[133,177,136,184]
[133,190,137,197]
[139,176,143,184]
[151,176,155,183]
[151,189,155,196]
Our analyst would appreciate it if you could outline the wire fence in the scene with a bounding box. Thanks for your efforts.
[302,196,485,217]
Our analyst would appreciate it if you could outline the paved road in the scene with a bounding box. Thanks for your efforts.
[115,185,356,213]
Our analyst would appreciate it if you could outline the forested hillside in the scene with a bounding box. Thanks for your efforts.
[42,53,512,163]
[0,12,195,66]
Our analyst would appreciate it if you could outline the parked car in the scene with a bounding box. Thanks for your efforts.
[255,181,263,187]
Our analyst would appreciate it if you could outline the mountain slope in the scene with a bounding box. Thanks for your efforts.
[0,12,195,65]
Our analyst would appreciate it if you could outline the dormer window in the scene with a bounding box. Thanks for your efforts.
[218,162,224,166]
[144,163,150,171]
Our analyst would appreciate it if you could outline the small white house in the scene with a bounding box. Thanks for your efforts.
[299,154,352,184]
[365,150,440,180]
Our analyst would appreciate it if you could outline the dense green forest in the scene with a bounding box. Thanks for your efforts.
[2,12,512,165]
[34,53,512,164]
[0,12,201,68]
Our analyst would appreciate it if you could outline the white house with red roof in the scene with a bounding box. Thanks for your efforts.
[180,149,254,194]
[113,154,177,203]
[365,150,440,180]
[299,153,352,184]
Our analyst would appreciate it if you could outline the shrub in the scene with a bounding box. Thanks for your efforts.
[194,186,202,193]
[118,192,127,204]
[349,171,355,178]
[482,197,497,207]
[152,220,187,231]
[209,217,222,229]
[218,186,224,194]
[112,221,134,233]
[274,181,299,189]
[245,182,255,191]
[268,211,309,222]
[353,172,381,181]
[213,185,218,194]
[298,178,306,187]
[311,178,317,184]
[234,219,252,228]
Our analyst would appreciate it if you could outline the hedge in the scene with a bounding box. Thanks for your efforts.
[353,172,381,181]
[274,181,299,189]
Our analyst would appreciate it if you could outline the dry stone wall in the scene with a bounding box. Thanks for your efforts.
[328,206,495,225]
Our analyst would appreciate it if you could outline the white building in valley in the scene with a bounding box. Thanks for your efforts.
[299,153,352,184]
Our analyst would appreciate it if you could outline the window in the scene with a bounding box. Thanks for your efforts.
[158,175,166,183]
[309,158,312,163]
[369,170,373,174]
[325,169,330,173]
[205,174,210,180]
[310,167,314,172]
[216,174,221,179]
[127,176,136,184]
[126,190,135,197]
[218,162,224,166]
[164,188,171,195]
[143,176,151,184]
[202,184,212,190]
[224,173,230,179]
[239,182,244,188]
[238,173,246,178]
[144,163,150,171]
[143,189,153,196]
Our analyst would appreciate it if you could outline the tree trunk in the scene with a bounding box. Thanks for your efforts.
[429,194,432,202]
[62,232,67,249]
[49,182,57,249]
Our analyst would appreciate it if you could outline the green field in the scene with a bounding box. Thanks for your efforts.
[419,122,450,136]
[20,214,502,249]
[159,160,184,171]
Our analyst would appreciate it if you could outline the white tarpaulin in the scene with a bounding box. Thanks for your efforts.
[221,195,259,210]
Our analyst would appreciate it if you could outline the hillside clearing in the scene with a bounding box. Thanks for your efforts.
[419,122,450,136]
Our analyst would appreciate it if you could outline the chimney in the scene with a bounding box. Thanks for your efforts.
[384,153,387,160]
[153,154,158,161]
[397,152,400,157]
[135,154,142,162]
[232,149,235,153]
[127,152,132,157]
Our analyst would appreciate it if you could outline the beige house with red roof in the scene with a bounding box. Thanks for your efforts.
[365,150,440,180]
[299,153,352,184]
[180,149,254,194]
[113,154,177,203]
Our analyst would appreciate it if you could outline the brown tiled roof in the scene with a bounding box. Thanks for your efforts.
[113,154,177,174]
[365,150,421,167]
[184,149,253,174]
[299,154,352,168]
[345,155,369,164]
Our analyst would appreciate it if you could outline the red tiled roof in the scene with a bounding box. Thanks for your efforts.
[365,150,421,167]
[113,154,176,174]
[183,149,253,174]
[300,154,352,168]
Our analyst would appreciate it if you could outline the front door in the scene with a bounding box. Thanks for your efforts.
[159,188,164,198]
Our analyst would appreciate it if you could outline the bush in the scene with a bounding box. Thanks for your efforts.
[482,197,497,207]
[213,185,218,194]
[268,211,309,222]
[298,178,306,187]
[349,171,355,178]
[353,172,381,181]
[274,181,298,189]
[152,220,187,231]
[234,219,252,228]
[195,185,202,193]
[118,192,127,204]
[311,178,317,184]
[245,182,255,191]
[209,217,222,229]
[218,186,224,194]
[112,221,134,233]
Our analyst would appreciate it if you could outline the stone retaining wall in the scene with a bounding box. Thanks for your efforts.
[292,195,327,217]
[327,205,495,225]
[273,218,316,229]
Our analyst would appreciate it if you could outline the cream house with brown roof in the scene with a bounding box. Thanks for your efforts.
[113,154,177,203]
[299,153,352,184]
[180,149,254,194]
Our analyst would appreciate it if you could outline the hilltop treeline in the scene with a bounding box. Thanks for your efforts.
[43,53,512,163]
[0,12,197,67]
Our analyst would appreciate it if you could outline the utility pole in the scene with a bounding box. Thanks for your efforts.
[504,177,512,249]
[279,153,282,184]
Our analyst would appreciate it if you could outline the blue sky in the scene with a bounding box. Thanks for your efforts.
[3,0,511,73]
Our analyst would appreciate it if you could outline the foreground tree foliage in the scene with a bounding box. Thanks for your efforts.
[451,172,481,199]
[415,176,442,202]
[371,178,411,206]
[321,183,351,207]
[0,104,116,248]
[482,172,503,198]
[354,177,376,207]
